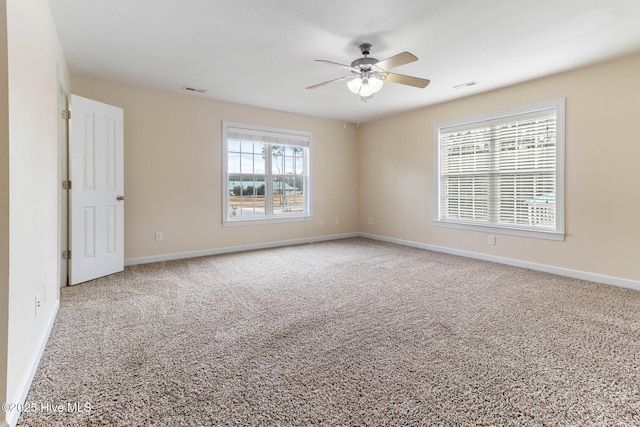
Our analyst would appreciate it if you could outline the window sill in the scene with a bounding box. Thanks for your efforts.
[223,215,313,227]
[433,220,565,241]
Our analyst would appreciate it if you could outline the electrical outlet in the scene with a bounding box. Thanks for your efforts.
[335,218,340,225]
[35,294,41,316]
[319,219,324,227]
[368,218,374,225]
[488,235,496,245]
[155,231,163,242]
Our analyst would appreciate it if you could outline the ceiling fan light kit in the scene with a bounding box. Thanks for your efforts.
[307,43,430,102]
[347,72,385,99]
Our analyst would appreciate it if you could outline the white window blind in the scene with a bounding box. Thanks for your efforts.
[435,99,565,240]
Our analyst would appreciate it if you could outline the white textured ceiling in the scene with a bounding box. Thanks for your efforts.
[48,0,640,123]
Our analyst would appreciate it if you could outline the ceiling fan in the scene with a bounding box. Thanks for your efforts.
[306,43,430,102]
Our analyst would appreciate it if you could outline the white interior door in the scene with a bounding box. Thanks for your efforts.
[70,95,124,285]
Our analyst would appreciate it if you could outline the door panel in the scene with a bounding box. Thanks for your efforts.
[70,95,124,285]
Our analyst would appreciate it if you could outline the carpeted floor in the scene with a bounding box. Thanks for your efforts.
[16,238,640,426]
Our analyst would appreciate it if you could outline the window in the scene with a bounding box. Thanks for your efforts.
[434,99,565,240]
[222,121,311,225]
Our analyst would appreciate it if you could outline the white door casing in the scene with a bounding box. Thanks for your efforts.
[70,95,124,285]
[58,75,69,288]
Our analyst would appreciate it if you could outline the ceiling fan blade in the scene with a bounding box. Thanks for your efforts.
[306,75,351,90]
[384,72,430,88]
[375,52,418,71]
[315,59,357,71]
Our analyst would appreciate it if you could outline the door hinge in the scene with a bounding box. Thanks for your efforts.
[62,250,71,260]
[62,180,71,190]
[62,110,71,120]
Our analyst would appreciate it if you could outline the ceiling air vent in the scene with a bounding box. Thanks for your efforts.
[182,86,208,94]
[453,81,478,90]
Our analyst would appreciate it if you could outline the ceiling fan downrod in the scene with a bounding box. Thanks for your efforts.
[351,43,379,69]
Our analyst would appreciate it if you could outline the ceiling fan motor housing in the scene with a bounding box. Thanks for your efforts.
[351,57,379,70]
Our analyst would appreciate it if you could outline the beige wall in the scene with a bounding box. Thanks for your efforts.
[3,0,68,423]
[0,0,9,418]
[359,52,640,283]
[70,76,360,260]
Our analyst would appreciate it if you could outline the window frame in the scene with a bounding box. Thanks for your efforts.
[433,99,565,241]
[222,121,312,226]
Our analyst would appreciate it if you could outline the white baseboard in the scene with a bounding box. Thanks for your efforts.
[125,233,360,266]
[4,300,59,427]
[360,233,640,291]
